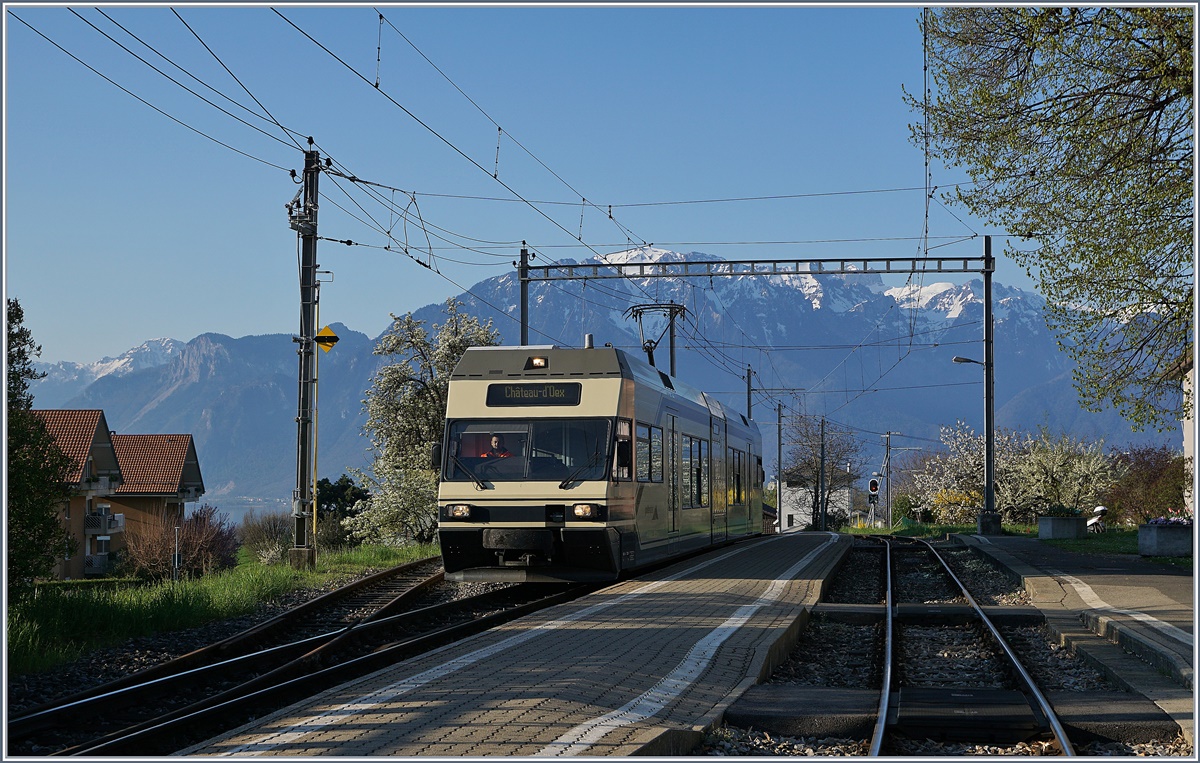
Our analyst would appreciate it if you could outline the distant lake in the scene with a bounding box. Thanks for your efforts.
[197,496,290,527]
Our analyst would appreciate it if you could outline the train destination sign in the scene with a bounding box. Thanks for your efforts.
[486,382,582,407]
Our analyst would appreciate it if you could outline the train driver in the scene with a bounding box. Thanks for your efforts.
[483,434,512,458]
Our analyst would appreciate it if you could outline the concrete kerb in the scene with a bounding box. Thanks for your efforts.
[631,533,854,756]
[954,534,1194,745]
[1080,608,1194,691]
[954,534,1192,686]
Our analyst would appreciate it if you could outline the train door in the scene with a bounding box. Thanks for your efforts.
[666,412,681,551]
[710,415,727,542]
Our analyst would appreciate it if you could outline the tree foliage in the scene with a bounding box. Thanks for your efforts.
[1007,429,1122,514]
[7,298,42,410]
[906,421,1028,524]
[315,474,370,548]
[781,414,865,529]
[906,421,1119,525]
[1101,445,1188,526]
[346,299,499,545]
[122,505,239,581]
[6,299,75,605]
[239,509,294,565]
[910,8,1193,430]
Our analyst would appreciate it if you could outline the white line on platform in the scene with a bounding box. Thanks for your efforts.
[1049,569,1194,648]
[207,533,832,757]
[534,534,839,757]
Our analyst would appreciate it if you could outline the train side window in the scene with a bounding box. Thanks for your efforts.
[681,435,694,507]
[636,424,651,482]
[636,424,664,483]
[729,448,745,505]
[613,418,632,481]
[682,435,709,508]
[649,426,663,483]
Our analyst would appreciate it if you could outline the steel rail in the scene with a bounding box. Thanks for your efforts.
[10,561,444,752]
[868,538,894,756]
[63,584,595,756]
[43,584,544,755]
[916,538,1076,756]
[7,630,338,741]
[10,555,443,723]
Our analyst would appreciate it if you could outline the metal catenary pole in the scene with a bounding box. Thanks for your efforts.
[882,431,897,528]
[519,244,529,346]
[776,402,783,532]
[984,236,996,519]
[746,365,753,420]
[819,417,827,531]
[289,148,320,569]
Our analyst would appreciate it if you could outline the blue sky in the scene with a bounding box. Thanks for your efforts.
[5,4,1034,364]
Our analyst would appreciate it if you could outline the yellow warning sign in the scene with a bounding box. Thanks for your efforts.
[315,325,340,353]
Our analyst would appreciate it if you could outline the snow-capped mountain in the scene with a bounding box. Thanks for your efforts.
[32,338,186,408]
[35,248,1175,504]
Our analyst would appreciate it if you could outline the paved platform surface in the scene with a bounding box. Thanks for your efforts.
[181,532,851,757]
[958,533,1195,744]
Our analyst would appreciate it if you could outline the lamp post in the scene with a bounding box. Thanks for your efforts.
[953,355,995,522]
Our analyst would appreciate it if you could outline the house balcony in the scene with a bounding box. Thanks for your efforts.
[83,553,110,576]
[82,476,120,493]
[84,513,125,535]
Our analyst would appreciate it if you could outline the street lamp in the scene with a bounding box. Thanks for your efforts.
[953,355,995,523]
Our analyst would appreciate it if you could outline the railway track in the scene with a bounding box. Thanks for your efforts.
[9,558,598,757]
[720,536,1140,756]
[871,536,1075,755]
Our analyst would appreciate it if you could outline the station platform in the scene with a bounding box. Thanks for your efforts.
[957,533,1195,744]
[181,531,852,757]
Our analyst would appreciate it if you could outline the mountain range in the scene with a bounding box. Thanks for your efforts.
[32,248,1179,510]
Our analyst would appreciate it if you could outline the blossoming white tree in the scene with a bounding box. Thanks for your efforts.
[346,298,499,545]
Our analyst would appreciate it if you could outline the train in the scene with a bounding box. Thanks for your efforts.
[434,343,764,582]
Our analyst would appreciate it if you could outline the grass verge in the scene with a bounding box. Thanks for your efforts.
[843,524,1191,569]
[1041,529,1192,569]
[7,543,439,676]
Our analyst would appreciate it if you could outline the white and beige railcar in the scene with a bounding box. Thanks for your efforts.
[435,345,763,582]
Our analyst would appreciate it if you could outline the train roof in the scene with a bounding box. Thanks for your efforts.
[453,345,758,434]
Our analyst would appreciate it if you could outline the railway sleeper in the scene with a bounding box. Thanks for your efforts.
[891,686,1048,743]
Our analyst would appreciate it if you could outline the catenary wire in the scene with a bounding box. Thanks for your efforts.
[272,8,657,275]
[171,8,305,151]
[67,8,301,155]
[273,10,668,313]
[92,7,303,144]
[10,11,291,172]
[374,8,650,249]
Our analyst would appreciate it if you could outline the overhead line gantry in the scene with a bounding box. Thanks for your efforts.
[517,238,998,527]
[522,254,988,281]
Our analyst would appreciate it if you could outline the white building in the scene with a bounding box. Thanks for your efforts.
[779,478,851,531]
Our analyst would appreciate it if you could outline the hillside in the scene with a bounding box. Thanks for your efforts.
[33,248,1178,507]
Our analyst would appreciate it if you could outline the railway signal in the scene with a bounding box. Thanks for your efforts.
[868,478,879,505]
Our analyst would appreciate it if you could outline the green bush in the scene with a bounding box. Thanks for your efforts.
[1038,504,1081,517]
[239,510,293,565]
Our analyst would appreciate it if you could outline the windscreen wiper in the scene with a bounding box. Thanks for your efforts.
[558,447,603,489]
[451,452,488,490]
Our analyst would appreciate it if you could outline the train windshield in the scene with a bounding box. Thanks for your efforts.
[443,418,611,483]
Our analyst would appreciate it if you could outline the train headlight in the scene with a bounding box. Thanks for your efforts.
[572,503,600,519]
[447,504,472,519]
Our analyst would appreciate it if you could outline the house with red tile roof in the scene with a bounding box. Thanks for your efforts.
[31,411,205,579]
[108,434,205,537]
[31,410,124,579]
